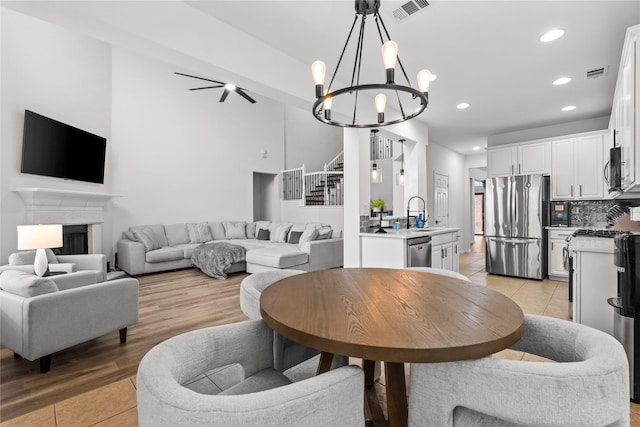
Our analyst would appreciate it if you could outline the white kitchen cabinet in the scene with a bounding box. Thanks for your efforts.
[487,141,550,177]
[551,134,604,200]
[610,25,640,193]
[452,234,460,273]
[547,228,576,281]
[571,246,617,336]
[432,232,456,271]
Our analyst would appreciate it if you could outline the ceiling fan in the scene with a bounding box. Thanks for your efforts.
[175,72,256,104]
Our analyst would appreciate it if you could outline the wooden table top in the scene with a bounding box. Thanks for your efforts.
[260,268,525,363]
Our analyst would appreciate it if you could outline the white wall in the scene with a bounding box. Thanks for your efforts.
[284,105,343,172]
[109,47,285,243]
[0,9,113,262]
[426,143,466,238]
[488,116,609,147]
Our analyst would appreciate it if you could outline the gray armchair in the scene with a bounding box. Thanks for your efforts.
[407,314,630,426]
[0,270,138,373]
[136,319,364,427]
[0,249,107,283]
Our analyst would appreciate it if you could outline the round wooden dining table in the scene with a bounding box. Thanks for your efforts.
[260,268,525,427]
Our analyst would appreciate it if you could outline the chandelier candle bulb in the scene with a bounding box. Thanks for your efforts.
[311,61,326,98]
[375,94,387,123]
[323,91,332,120]
[417,69,432,93]
[381,40,398,83]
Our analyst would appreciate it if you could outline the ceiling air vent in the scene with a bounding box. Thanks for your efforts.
[392,0,429,21]
[586,66,609,80]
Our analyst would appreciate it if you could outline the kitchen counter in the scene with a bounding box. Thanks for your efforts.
[360,227,461,270]
[360,227,460,239]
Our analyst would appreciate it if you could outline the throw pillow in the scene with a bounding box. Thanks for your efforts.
[133,228,166,251]
[299,228,319,244]
[257,228,270,240]
[0,270,59,297]
[270,223,293,243]
[287,223,307,242]
[187,222,213,244]
[246,222,257,239]
[122,231,138,242]
[316,228,333,240]
[131,225,169,247]
[288,231,303,244]
[223,221,247,239]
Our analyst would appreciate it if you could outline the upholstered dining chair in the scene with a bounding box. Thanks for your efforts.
[240,269,347,380]
[407,314,630,426]
[136,319,365,427]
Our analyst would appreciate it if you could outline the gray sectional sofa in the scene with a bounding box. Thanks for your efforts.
[116,220,343,276]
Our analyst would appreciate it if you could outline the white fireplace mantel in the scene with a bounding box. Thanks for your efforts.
[13,187,122,225]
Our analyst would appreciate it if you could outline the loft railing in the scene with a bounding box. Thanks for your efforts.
[282,151,344,206]
[282,165,305,201]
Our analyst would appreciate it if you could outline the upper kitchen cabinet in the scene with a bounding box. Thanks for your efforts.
[487,141,550,177]
[551,133,605,200]
[610,25,640,193]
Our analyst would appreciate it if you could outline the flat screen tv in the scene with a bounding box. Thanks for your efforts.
[21,110,107,184]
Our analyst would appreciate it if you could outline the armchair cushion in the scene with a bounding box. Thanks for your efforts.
[0,270,58,297]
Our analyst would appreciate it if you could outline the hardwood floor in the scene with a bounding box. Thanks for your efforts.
[2,243,640,425]
[0,268,249,423]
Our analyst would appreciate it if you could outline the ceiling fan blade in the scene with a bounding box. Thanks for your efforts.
[175,72,225,85]
[189,85,224,91]
[219,89,230,103]
[236,88,257,104]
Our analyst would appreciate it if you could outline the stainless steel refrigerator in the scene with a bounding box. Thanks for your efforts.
[485,174,549,279]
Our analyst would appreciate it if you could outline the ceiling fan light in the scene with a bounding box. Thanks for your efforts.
[540,29,565,42]
[224,83,236,91]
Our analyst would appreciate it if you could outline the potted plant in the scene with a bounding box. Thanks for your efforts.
[371,198,385,213]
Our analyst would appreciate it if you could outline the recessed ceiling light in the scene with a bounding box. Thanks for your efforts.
[473,146,481,151]
[553,76,572,86]
[562,105,576,112]
[540,29,565,42]
[457,102,470,109]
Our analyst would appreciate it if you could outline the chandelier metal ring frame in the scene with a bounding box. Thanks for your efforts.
[311,0,431,128]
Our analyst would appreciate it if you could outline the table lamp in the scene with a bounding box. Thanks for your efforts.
[17,224,63,277]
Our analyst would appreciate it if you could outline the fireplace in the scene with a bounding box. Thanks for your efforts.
[53,225,89,255]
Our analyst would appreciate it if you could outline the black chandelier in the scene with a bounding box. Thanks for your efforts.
[311,0,433,128]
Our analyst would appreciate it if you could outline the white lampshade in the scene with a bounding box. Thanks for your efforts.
[17,224,63,250]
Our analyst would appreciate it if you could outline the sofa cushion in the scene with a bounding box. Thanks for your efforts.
[223,221,247,239]
[165,223,189,246]
[9,248,59,265]
[132,225,169,251]
[257,228,270,240]
[146,247,185,263]
[246,246,308,269]
[187,223,213,244]
[299,228,319,244]
[208,222,226,240]
[0,270,59,297]
[270,223,293,243]
[174,243,202,259]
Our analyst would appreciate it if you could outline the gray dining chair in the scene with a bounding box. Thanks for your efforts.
[407,314,630,426]
[137,319,364,427]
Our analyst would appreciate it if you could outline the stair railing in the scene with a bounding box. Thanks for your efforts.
[282,165,305,201]
[304,171,344,206]
[325,151,344,172]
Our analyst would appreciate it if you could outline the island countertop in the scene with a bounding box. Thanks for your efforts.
[360,227,460,240]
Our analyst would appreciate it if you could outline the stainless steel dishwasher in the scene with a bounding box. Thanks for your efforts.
[407,236,432,268]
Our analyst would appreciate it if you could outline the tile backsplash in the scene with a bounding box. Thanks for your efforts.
[570,199,640,228]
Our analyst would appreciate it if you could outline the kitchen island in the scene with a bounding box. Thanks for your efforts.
[360,227,461,270]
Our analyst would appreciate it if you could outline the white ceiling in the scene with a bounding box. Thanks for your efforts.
[3,0,640,155]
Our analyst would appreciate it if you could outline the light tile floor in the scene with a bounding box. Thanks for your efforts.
[3,239,639,426]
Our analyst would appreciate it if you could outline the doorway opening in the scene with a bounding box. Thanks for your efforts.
[253,172,279,221]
